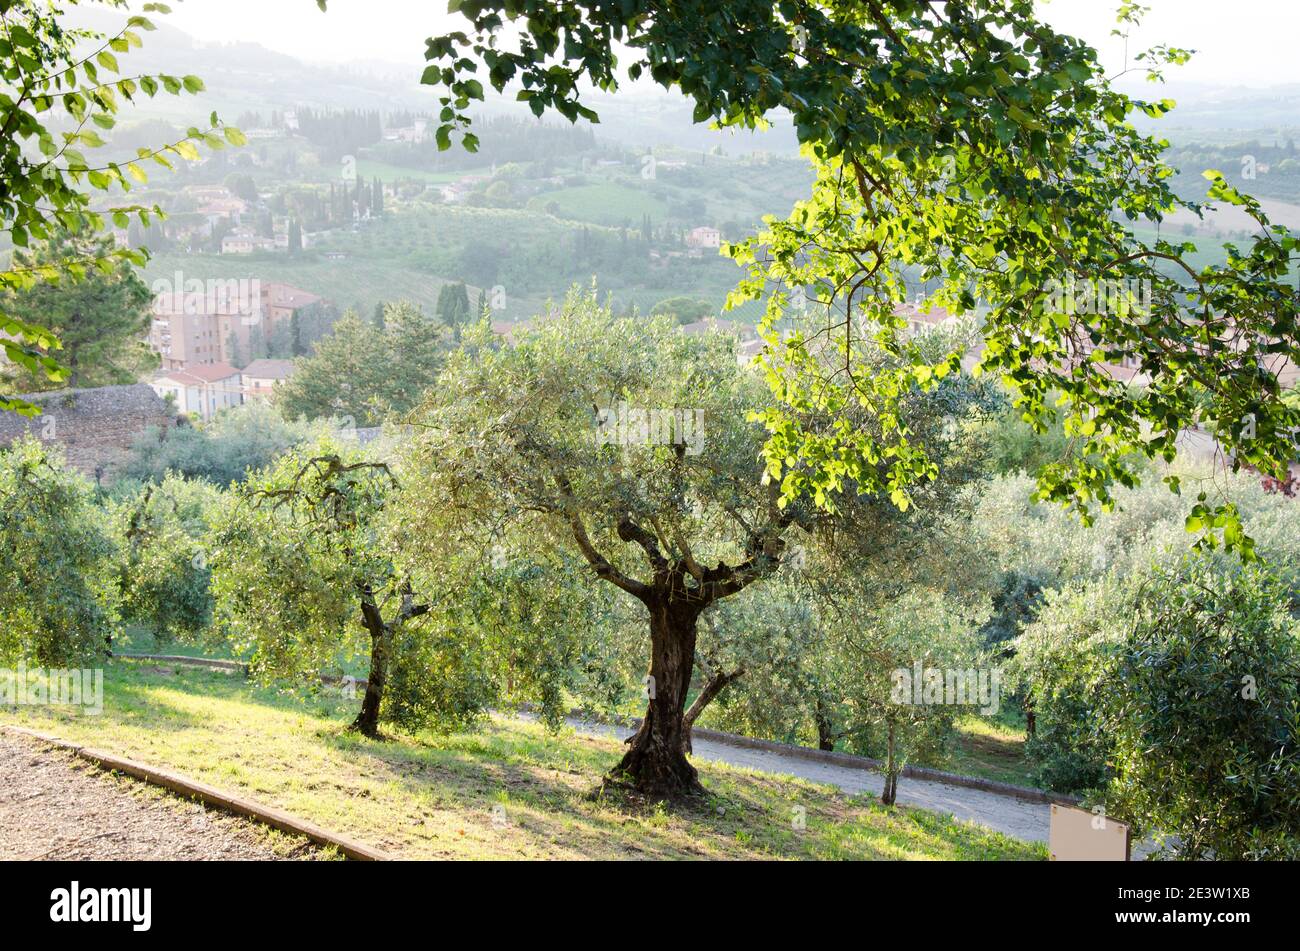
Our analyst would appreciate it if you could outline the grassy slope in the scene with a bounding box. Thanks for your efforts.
[530,182,672,226]
[140,252,460,319]
[944,716,1033,788]
[1,661,1045,861]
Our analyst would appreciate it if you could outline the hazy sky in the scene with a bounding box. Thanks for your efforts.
[163,0,1300,87]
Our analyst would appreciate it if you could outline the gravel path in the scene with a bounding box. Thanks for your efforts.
[567,717,1053,843]
[0,733,321,861]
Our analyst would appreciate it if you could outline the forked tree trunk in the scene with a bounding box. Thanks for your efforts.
[681,666,743,754]
[608,597,703,797]
[351,594,387,738]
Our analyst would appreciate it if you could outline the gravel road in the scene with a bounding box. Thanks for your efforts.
[0,733,323,861]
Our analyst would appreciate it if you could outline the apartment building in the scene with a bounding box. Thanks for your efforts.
[149,280,326,370]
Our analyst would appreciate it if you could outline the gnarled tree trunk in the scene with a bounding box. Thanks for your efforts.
[351,592,387,738]
[609,596,703,797]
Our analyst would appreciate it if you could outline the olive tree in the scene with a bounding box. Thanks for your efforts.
[0,437,119,665]
[1016,557,1300,858]
[1099,560,1300,860]
[109,474,222,646]
[210,443,438,737]
[402,292,807,796]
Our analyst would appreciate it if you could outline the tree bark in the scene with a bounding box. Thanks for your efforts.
[608,596,703,797]
[815,700,836,752]
[350,591,387,738]
[881,721,898,806]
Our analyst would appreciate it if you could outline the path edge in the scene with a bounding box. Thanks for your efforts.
[1,724,394,861]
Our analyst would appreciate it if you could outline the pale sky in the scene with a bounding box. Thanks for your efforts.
[161,0,1300,88]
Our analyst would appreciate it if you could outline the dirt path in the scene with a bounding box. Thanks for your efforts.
[0,733,322,861]
[567,717,1053,843]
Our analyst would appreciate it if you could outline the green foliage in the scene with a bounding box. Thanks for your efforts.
[815,586,992,787]
[400,287,784,606]
[1098,560,1300,860]
[0,0,238,413]
[381,614,492,734]
[981,398,1076,477]
[0,438,119,665]
[435,280,473,332]
[650,296,713,325]
[121,401,331,486]
[211,441,486,734]
[1011,576,1133,793]
[109,475,221,644]
[424,0,1300,557]
[209,472,356,681]
[0,233,156,393]
[275,303,451,425]
[689,576,827,742]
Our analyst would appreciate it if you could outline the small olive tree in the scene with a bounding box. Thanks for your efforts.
[110,474,221,646]
[0,437,119,665]
[210,442,453,737]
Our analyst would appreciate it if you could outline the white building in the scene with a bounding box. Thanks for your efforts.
[240,358,295,399]
[150,363,244,420]
[686,226,722,251]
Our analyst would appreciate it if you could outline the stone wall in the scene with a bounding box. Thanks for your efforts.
[0,384,176,480]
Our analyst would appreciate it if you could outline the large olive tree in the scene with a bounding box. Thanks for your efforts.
[402,293,805,795]
[403,293,995,796]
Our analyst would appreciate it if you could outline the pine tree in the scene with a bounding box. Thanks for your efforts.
[435,281,472,337]
[226,330,245,369]
[290,311,305,357]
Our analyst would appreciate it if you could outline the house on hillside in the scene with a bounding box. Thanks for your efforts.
[686,226,722,255]
[221,229,276,254]
[241,358,295,399]
[150,363,244,421]
[0,384,176,481]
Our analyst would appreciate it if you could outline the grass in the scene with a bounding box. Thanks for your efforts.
[529,182,671,226]
[1,661,1046,861]
[943,715,1034,788]
[141,252,462,318]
